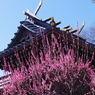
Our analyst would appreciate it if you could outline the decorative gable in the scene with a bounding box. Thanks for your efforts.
[7,12,52,49]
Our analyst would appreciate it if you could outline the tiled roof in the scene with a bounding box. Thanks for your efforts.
[0,75,10,89]
[0,10,95,68]
[0,11,62,57]
[7,12,52,49]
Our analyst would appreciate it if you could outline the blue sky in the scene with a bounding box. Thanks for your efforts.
[0,0,95,76]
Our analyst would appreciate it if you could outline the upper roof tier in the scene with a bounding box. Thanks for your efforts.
[0,10,93,56]
[7,10,62,49]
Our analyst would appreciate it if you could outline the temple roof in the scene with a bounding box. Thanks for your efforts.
[0,10,94,56]
[0,10,95,70]
[7,11,52,49]
[0,11,70,57]
[0,11,60,59]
